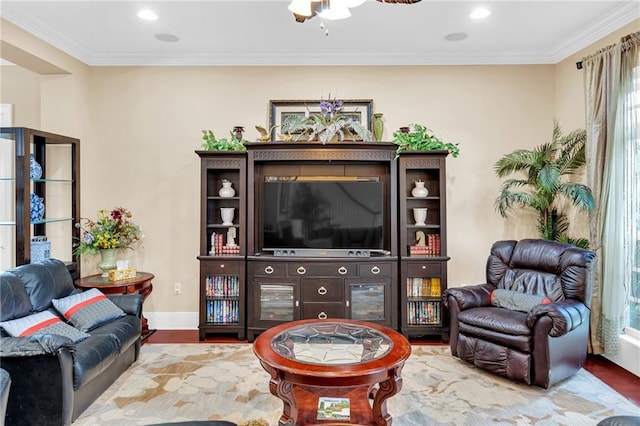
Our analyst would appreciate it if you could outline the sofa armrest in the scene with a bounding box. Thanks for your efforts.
[526,300,590,337]
[107,294,143,318]
[0,335,75,357]
[443,283,495,311]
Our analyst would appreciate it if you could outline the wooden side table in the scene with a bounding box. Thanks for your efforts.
[75,272,155,340]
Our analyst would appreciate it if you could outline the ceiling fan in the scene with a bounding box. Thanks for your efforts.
[290,0,422,23]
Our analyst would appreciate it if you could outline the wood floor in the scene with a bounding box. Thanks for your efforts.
[145,330,640,407]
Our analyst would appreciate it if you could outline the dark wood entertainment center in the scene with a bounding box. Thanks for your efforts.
[196,142,450,342]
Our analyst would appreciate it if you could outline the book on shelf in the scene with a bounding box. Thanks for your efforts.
[406,277,441,297]
[317,397,350,421]
[409,234,441,256]
[407,301,441,325]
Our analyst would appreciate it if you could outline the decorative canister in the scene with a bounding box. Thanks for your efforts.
[373,113,384,142]
[30,154,42,179]
[411,180,429,198]
[218,180,235,197]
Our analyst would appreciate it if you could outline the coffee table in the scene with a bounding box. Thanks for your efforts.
[253,319,411,426]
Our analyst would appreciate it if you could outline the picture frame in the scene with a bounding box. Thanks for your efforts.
[268,99,373,142]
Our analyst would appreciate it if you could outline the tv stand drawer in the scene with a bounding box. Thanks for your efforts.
[359,262,392,277]
[302,302,345,320]
[302,278,342,302]
[288,262,357,277]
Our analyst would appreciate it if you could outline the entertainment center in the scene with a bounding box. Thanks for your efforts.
[196,142,450,342]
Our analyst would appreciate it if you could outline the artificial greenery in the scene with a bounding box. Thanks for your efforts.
[282,98,372,144]
[74,207,142,256]
[392,123,460,158]
[494,120,594,248]
[201,130,247,151]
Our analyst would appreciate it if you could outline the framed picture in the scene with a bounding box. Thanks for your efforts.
[268,99,373,142]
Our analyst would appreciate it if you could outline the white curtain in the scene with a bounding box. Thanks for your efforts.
[583,32,639,355]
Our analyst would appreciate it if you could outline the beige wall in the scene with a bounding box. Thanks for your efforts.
[3,19,636,326]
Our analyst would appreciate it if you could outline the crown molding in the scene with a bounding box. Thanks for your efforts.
[551,2,640,62]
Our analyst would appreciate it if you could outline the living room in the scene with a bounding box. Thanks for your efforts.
[1,1,639,424]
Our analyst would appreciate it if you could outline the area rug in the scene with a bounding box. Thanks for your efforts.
[72,344,638,426]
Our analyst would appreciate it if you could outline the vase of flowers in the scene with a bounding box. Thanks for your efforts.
[98,248,118,277]
[75,207,142,276]
[282,97,372,144]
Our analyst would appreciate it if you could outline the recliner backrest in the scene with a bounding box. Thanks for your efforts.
[486,239,595,306]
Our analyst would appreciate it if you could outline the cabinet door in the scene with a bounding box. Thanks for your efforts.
[252,278,300,327]
[345,279,390,323]
[403,261,444,326]
[201,261,243,325]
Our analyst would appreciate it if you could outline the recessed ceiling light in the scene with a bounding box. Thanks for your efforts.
[137,9,158,21]
[444,32,468,42]
[155,33,180,43]
[470,7,491,19]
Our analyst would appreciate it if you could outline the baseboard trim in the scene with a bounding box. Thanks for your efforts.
[145,312,199,330]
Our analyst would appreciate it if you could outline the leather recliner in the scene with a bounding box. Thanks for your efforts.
[443,239,596,388]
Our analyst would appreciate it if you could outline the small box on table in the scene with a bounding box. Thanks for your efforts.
[108,268,137,281]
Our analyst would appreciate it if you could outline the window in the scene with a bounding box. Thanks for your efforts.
[629,66,640,332]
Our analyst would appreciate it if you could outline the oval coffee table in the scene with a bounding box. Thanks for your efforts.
[253,319,411,426]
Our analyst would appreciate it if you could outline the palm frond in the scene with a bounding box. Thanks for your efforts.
[494,150,538,177]
[557,183,595,211]
[495,187,535,218]
[537,164,561,193]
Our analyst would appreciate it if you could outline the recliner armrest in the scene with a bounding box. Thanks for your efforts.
[443,283,495,311]
[0,335,75,357]
[107,294,143,318]
[526,299,590,337]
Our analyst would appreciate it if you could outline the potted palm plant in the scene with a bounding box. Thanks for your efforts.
[494,121,594,248]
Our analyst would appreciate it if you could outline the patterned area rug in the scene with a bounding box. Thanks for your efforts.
[72,344,638,426]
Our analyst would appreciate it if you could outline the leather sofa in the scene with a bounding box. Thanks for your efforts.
[0,259,142,426]
[443,239,596,388]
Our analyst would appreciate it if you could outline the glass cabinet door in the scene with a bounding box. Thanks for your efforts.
[346,281,388,322]
[256,281,299,324]
[0,136,16,270]
[204,274,240,324]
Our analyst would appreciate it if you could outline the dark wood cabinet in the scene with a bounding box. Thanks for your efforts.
[0,127,80,272]
[246,257,396,341]
[196,151,246,340]
[398,152,450,340]
[196,144,450,342]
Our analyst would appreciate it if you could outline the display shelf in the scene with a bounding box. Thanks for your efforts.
[398,152,450,340]
[196,151,246,339]
[0,127,80,272]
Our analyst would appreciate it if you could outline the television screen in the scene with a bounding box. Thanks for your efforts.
[262,177,384,251]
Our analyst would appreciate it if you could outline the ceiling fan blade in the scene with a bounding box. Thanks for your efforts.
[376,0,422,3]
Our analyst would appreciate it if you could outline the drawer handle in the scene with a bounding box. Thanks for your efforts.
[422,265,427,270]
[295,300,299,307]
[264,266,274,274]
[317,286,328,295]
[338,266,348,275]
[371,266,381,275]
[297,266,306,275]
[318,312,328,320]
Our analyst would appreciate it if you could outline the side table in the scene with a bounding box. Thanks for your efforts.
[75,272,155,341]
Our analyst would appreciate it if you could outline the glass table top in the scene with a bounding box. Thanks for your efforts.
[271,321,392,365]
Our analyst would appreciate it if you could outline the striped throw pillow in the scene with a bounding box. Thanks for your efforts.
[0,310,89,343]
[52,288,125,332]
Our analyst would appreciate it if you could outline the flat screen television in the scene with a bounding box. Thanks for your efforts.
[261,176,385,252]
